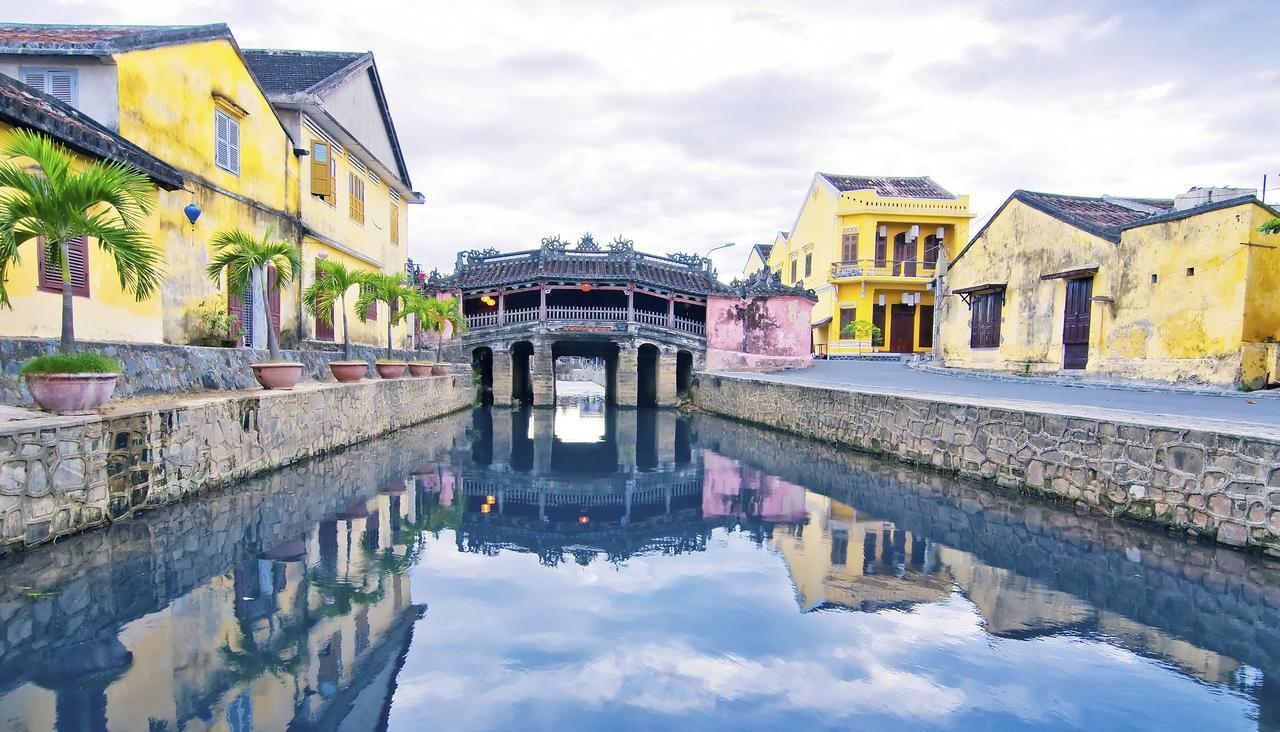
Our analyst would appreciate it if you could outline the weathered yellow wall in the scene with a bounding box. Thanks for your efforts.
[1243,206,1280,343]
[0,121,165,343]
[940,199,1273,386]
[114,40,303,345]
[300,236,412,350]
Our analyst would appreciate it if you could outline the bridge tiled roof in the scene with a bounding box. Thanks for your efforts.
[441,238,721,295]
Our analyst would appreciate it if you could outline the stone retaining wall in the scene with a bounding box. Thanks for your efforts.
[692,373,1280,554]
[0,375,473,554]
[0,337,435,405]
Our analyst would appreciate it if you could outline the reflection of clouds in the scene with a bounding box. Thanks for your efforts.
[391,528,1257,731]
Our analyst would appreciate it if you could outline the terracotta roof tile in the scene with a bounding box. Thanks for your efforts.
[0,23,231,55]
[820,174,955,200]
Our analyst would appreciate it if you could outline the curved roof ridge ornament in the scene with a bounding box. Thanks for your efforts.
[718,266,818,301]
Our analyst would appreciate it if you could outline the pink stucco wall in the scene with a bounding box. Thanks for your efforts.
[705,294,814,371]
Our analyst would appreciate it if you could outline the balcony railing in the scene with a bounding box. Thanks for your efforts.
[465,305,705,336]
[830,258,937,279]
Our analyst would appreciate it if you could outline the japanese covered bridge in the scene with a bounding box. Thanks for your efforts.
[420,235,817,407]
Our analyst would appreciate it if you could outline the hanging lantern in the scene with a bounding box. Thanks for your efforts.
[578,515,590,524]
[183,202,201,225]
[580,283,592,293]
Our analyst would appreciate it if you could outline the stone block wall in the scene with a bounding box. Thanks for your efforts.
[692,373,1280,553]
[0,375,472,553]
[0,337,440,406]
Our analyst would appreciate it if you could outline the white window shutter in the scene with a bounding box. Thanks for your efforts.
[48,71,74,105]
[228,116,240,175]
[21,71,47,93]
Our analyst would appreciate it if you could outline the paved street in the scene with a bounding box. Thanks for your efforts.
[727,360,1280,428]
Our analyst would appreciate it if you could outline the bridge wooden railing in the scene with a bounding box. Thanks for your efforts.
[465,306,705,336]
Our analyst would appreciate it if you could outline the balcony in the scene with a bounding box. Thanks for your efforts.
[829,258,937,281]
[465,306,706,336]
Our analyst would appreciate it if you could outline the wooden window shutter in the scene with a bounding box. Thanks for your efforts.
[37,237,89,297]
[227,281,245,344]
[267,266,281,336]
[310,141,333,198]
[838,307,857,334]
[363,283,377,321]
[348,174,365,224]
[874,231,887,267]
[923,235,939,269]
[841,233,857,262]
[389,201,399,245]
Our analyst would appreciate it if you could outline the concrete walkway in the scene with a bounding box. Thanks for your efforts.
[720,360,1280,428]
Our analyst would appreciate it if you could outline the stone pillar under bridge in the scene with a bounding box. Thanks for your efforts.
[657,352,679,407]
[615,347,638,407]
[532,347,556,406]
[491,345,513,406]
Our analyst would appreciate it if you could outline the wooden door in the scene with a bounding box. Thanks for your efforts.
[267,266,281,338]
[894,233,916,277]
[890,304,916,353]
[1062,277,1093,369]
[872,304,886,348]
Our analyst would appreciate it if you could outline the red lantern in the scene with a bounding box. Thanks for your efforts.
[578,515,590,524]
[580,283,592,293]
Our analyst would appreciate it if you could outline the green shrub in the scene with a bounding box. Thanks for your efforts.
[21,352,122,375]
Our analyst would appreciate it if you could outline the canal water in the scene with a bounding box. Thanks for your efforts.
[0,400,1278,731]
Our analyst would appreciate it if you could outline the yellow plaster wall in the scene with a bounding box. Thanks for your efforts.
[301,137,405,272]
[112,40,306,345]
[940,199,1265,386]
[1243,205,1280,343]
[0,121,165,343]
[300,236,412,350]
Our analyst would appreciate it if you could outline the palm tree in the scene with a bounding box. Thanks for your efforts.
[302,259,372,361]
[0,129,162,350]
[355,272,416,359]
[407,294,467,361]
[1262,219,1280,235]
[206,228,301,361]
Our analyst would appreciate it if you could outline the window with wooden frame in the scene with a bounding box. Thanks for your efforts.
[348,172,365,224]
[874,228,888,267]
[969,291,1003,348]
[389,199,400,246]
[841,232,858,262]
[838,306,857,335]
[310,140,335,203]
[37,237,89,297]
[20,68,76,107]
[790,256,798,282]
[804,253,812,277]
[362,283,377,321]
[214,108,240,175]
[923,235,940,269]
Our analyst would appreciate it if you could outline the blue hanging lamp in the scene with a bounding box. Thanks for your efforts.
[184,202,201,225]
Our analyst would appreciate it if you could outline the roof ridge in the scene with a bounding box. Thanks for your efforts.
[243,48,370,56]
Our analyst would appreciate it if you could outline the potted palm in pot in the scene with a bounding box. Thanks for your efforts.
[206,228,303,389]
[356,273,416,378]
[409,293,466,375]
[303,258,372,383]
[0,130,163,413]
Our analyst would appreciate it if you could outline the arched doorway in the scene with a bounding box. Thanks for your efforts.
[676,350,693,398]
[637,344,659,407]
[511,340,535,405]
[471,347,493,405]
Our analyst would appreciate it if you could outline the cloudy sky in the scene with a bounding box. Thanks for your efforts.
[9,0,1278,276]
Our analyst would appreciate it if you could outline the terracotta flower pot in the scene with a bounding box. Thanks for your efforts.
[251,362,304,390]
[375,362,407,379]
[431,363,448,376]
[25,373,118,414]
[329,361,368,383]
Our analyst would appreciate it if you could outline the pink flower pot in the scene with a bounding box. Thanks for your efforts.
[407,363,433,377]
[375,362,407,379]
[25,373,118,414]
[251,362,304,390]
[431,364,448,376]
[329,361,368,383]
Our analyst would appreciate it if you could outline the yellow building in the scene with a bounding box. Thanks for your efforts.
[768,174,973,357]
[0,74,184,343]
[938,188,1280,388]
[243,49,424,350]
[0,24,421,351]
[740,232,786,277]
